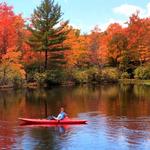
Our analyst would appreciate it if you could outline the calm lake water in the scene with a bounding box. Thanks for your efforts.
[0,84,150,150]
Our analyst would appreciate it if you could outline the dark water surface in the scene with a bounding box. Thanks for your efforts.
[0,84,150,150]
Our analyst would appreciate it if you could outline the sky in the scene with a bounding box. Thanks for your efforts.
[1,0,150,33]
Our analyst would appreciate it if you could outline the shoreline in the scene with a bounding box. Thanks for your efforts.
[0,79,150,90]
[119,79,150,85]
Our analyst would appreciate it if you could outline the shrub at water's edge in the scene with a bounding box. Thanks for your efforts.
[121,72,130,79]
[0,51,26,88]
[134,66,150,80]
[70,67,120,84]
[101,67,120,82]
[22,65,150,87]
[71,67,101,84]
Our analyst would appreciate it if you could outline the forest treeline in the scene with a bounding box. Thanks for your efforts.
[0,0,150,88]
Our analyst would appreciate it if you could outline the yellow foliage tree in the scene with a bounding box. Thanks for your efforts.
[0,48,26,85]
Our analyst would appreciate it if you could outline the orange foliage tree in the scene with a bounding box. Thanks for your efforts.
[99,23,123,64]
[88,25,101,67]
[64,26,90,68]
[0,3,26,85]
[126,13,150,64]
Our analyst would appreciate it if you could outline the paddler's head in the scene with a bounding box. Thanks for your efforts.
[60,107,64,112]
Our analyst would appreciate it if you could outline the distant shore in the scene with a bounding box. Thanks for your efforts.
[119,79,150,85]
[0,79,150,90]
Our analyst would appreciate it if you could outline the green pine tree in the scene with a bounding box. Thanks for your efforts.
[27,0,69,70]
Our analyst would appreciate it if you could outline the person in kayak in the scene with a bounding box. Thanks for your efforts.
[53,107,68,120]
[48,107,67,120]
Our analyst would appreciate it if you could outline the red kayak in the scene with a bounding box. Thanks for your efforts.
[18,117,87,125]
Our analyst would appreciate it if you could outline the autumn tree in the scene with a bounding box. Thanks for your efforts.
[0,49,25,86]
[0,2,25,57]
[108,33,129,70]
[28,0,69,71]
[88,26,101,67]
[99,23,123,65]
[64,26,90,69]
[0,3,26,86]
[134,17,150,64]
[73,35,90,68]
[126,13,146,64]
[64,26,81,67]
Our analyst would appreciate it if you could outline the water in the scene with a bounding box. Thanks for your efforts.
[0,84,150,150]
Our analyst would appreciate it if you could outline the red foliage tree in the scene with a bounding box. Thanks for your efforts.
[125,12,150,64]
[0,3,25,57]
[99,23,123,64]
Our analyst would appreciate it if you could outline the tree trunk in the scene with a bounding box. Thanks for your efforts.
[44,49,48,70]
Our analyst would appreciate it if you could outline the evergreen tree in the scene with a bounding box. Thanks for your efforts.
[27,0,69,70]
